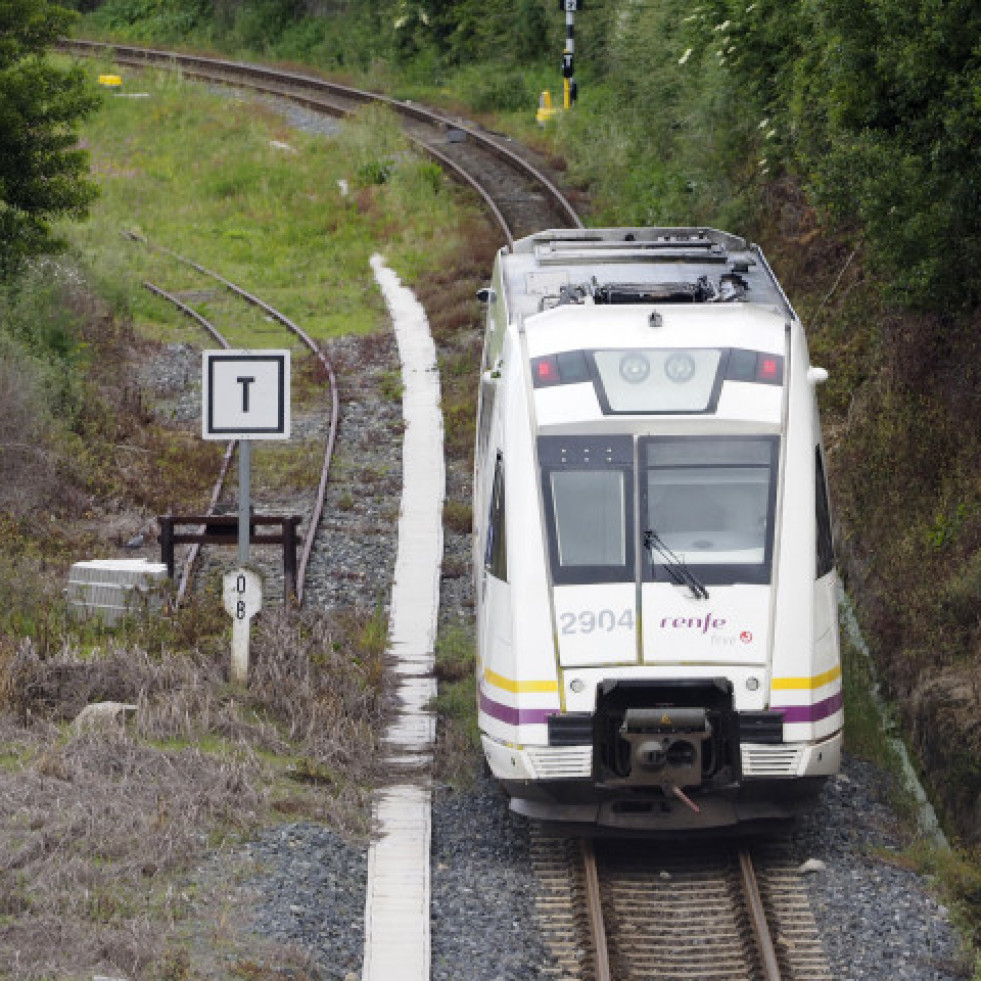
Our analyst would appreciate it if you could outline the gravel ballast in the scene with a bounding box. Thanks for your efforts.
[200,322,965,979]
[225,753,966,980]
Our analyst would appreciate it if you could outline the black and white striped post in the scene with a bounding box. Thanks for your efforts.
[559,0,581,108]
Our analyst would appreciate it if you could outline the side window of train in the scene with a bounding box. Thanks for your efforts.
[815,446,835,578]
[476,372,496,464]
[485,452,507,581]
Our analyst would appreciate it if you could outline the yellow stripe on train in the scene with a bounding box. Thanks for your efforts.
[484,667,559,695]
[771,665,842,691]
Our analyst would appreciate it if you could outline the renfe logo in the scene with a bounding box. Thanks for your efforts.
[659,614,727,634]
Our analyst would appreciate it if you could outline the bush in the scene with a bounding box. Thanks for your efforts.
[454,65,544,113]
[683,0,981,310]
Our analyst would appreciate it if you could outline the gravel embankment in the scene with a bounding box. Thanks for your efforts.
[154,90,969,981]
[219,755,967,980]
[792,757,963,980]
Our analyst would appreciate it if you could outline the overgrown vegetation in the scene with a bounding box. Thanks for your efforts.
[0,0,99,276]
[0,47,487,977]
[78,0,981,842]
[432,620,479,788]
[0,606,389,977]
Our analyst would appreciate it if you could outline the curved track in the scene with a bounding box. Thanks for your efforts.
[59,38,585,604]
[62,39,584,245]
[133,234,338,607]
[62,44,841,979]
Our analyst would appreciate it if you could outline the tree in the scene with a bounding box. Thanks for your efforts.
[0,0,99,278]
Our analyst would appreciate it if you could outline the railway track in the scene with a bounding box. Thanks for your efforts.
[533,831,833,981]
[57,37,583,607]
[130,233,338,607]
[58,37,583,606]
[61,38,583,245]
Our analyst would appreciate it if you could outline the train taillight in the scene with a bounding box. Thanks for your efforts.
[535,356,560,385]
[758,356,780,381]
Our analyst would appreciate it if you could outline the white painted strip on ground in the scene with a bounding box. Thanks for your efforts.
[362,255,445,981]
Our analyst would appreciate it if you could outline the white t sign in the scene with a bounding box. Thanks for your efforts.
[202,349,291,440]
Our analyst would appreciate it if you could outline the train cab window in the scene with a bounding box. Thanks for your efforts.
[539,436,634,584]
[641,436,778,584]
[815,446,835,578]
[485,453,507,581]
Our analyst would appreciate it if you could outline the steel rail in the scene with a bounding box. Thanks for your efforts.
[130,233,339,604]
[62,39,581,241]
[140,252,337,605]
[143,279,228,348]
[739,847,783,981]
[142,280,237,607]
[412,140,514,249]
[580,839,612,981]
[583,839,798,981]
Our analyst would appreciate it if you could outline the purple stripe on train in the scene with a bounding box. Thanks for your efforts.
[772,692,843,724]
[479,690,557,727]
[480,689,842,728]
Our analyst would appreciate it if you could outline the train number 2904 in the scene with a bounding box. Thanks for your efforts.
[560,608,634,635]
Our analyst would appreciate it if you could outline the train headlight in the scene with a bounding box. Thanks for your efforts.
[619,352,650,384]
[746,676,760,691]
[664,352,697,383]
[569,678,585,693]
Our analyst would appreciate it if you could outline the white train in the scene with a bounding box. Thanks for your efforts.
[473,227,841,832]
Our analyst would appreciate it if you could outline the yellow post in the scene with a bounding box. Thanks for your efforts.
[536,90,557,125]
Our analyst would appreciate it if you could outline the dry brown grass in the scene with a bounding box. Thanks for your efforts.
[0,715,264,979]
[0,356,60,515]
[0,149,493,981]
[0,601,390,979]
[249,606,391,774]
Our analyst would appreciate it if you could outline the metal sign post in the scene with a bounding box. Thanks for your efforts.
[202,349,291,683]
[238,439,251,564]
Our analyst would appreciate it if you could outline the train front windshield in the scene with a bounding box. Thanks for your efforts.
[540,435,778,586]
[643,437,777,572]
[549,470,627,568]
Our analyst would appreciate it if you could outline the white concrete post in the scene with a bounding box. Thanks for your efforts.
[223,567,262,684]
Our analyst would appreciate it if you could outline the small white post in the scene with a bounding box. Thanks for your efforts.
[223,567,262,684]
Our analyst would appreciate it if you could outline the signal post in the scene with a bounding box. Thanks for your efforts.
[202,349,291,683]
[560,0,582,108]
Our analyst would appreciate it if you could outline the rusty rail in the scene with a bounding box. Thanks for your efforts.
[739,847,783,981]
[136,237,339,607]
[580,839,612,981]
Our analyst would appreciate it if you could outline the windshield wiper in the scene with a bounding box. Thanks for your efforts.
[643,529,710,600]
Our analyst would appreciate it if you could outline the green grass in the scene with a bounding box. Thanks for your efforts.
[841,625,892,765]
[61,59,477,347]
[432,621,480,786]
